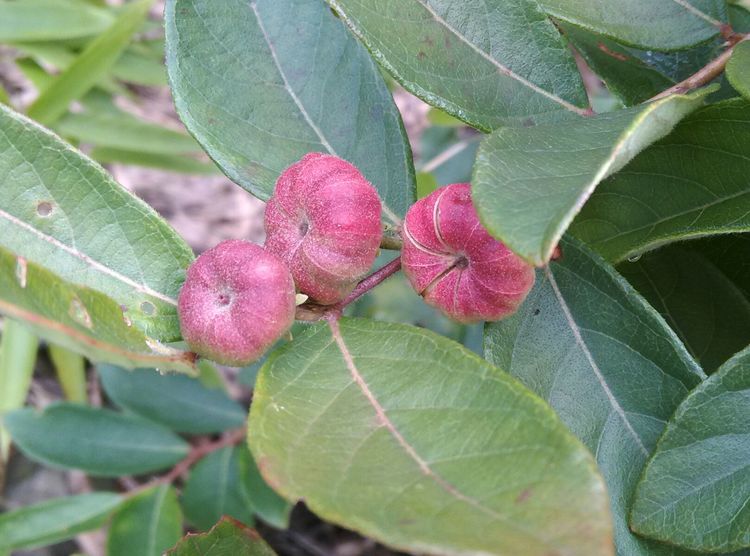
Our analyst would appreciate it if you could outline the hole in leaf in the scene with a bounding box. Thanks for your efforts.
[140,301,156,315]
[36,201,54,217]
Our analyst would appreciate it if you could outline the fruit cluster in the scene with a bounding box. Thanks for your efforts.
[178,154,535,365]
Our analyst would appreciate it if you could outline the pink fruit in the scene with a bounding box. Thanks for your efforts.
[178,240,296,366]
[401,183,535,323]
[264,153,382,305]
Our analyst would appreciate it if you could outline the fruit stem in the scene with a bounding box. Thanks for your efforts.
[296,257,403,321]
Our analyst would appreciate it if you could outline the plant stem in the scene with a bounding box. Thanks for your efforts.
[650,35,749,101]
[128,427,246,495]
[296,257,403,321]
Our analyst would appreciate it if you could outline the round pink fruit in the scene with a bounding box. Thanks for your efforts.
[264,153,382,305]
[178,240,296,366]
[401,183,535,323]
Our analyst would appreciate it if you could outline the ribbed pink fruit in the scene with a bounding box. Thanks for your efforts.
[264,153,382,305]
[178,240,296,366]
[401,183,535,323]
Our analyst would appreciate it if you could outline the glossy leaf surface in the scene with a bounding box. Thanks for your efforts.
[485,238,704,556]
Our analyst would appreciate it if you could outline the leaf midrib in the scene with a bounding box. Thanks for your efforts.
[544,266,649,456]
[326,319,560,550]
[249,0,400,224]
[410,0,588,116]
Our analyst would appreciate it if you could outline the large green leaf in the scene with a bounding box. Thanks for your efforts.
[538,0,725,50]
[0,245,197,374]
[250,318,612,556]
[0,493,122,551]
[472,89,711,266]
[26,0,153,126]
[108,485,183,556]
[728,40,750,100]
[0,102,194,344]
[484,237,704,556]
[0,0,112,42]
[618,245,750,373]
[166,517,277,556]
[326,0,589,131]
[98,365,246,434]
[181,446,256,530]
[4,403,189,476]
[630,346,750,552]
[571,99,750,263]
[165,0,414,222]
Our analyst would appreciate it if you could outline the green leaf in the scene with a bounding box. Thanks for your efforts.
[415,171,438,199]
[166,517,276,556]
[731,3,750,33]
[0,102,194,345]
[689,234,750,300]
[0,245,197,374]
[728,40,750,100]
[27,0,153,126]
[473,88,711,266]
[90,147,220,175]
[560,23,674,105]
[5,403,189,476]
[618,245,750,373]
[0,0,112,42]
[538,0,725,51]
[56,111,202,156]
[419,127,480,187]
[165,0,415,222]
[98,364,246,434]
[326,0,589,131]
[249,318,612,556]
[237,448,291,530]
[112,48,168,87]
[181,446,255,530]
[484,237,704,556]
[630,345,750,552]
[49,344,88,403]
[571,99,750,263]
[12,41,130,97]
[108,485,183,556]
[0,492,122,551]
[0,320,38,460]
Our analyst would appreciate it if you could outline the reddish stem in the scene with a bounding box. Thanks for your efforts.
[296,257,403,321]
[127,427,246,496]
[650,35,749,101]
